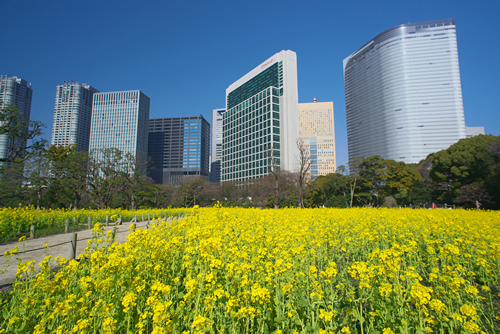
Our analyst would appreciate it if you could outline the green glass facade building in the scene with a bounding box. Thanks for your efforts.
[222,50,299,184]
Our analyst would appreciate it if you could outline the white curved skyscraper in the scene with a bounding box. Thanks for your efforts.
[343,19,466,164]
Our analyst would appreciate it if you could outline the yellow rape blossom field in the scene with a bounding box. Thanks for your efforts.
[1,207,500,333]
[0,207,187,243]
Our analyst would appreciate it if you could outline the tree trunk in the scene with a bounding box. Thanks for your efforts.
[74,192,80,210]
[131,193,136,210]
[274,175,279,209]
[350,177,357,208]
[36,190,42,210]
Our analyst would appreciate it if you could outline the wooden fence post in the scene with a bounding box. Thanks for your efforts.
[65,219,69,233]
[112,226,117,241]
[30,225,35,239]
[88,217,92,230]
[106,215,109,226]
[142,214,145,222]
[119,215,123,225]
[69,233,77,260]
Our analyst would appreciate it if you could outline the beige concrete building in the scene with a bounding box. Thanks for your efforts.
[299,100,336,178]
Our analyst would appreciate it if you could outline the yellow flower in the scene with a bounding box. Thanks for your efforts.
[122,292,137,313]
[192,316,211,331]
[319,309,333,322]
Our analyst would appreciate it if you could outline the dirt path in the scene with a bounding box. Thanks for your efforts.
[0,219,157,287]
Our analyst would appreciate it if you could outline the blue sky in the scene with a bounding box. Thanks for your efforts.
[2,0,499,167]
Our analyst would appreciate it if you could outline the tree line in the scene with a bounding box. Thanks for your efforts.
[1,103,499,210]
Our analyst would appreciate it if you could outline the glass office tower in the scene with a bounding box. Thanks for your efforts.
[89,90,150,161]
[210,108,225,182]
[344,19,466,164]
[222,50,299,184]
[51,81,99,151]
[0,75,33,163]
[148,116,210,185]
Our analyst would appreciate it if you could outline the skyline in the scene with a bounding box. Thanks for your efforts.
[2,0,499,167]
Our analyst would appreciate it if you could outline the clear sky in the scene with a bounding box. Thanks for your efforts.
[2,0,499,167]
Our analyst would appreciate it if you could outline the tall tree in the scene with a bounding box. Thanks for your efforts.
[0,163,26,207]
[22,152,51,209]
[87,148,130,209]
[178,177,205,207]
[430,135,500,208]
[0,103,46,163]
[296,139,312,208]
[46,145,90,209]
[119,153,150,210]
[347,157,362,207]
[357,156,421,206]
[304,173,348,208]
[267,143,281,209]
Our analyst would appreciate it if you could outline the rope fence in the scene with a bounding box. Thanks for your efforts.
[1,214,185,259]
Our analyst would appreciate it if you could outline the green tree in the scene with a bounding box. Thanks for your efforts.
[304,173,348,208]
[430,135,500,208]
[119,154,150,210]
[46,145,90,209]
[322,173,349,208]
[22,152,51,209]
[87,148,132,209]
[0,163,26,207]
[347,157,362,207]
[357,156,421,206]
[0,103,46,163]
[179,177,205,207]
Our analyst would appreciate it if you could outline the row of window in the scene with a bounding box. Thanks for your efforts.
[226,62,282,109]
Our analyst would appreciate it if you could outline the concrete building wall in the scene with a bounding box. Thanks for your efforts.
[299,101,336,178]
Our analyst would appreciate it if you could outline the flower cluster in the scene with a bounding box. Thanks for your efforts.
[1,207,499,333]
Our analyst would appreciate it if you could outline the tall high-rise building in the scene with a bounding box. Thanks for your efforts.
[299,100,336,178]
[344,19,466,164]
[51,81,98,151]
[89,90,150,161]
[148,116,210,185]
[222,50,299,184]
[0,75,33,162]
[210,108,225,182]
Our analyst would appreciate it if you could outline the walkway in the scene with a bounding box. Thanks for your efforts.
[0,219,156,287]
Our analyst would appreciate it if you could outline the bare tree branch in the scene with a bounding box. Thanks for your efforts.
[0,103,46,163]
[296,139,312,208]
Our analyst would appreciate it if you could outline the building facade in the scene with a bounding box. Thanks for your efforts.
[51,81,99,151]
[344,19,466,164]
[222,50,299,184]
[148,116,210,185]
[299,100,336,178]
[465,126,485,138]
[88,90,150,161]
[0,75,33,162]
[210,108,225,182]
